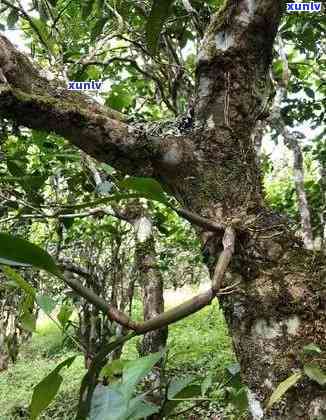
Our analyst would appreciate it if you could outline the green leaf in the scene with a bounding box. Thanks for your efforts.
[304,364,326,386]
[229,386,248,413]
[91,17,108,41]
[304,87,315,99]
[126,397,160,419]
[0,174,48,194]
[7,160,25,177]
[96,181,113,195]
[54,355,77,371]
[57,303,73,327]
[30,356,76,419]
[122,351,164,398]
[120,177,168,204]
[0,233,62,277]
[101,163,116,175]
[7,9,19,29]
[146,0,175,55]
[267,372,302,409]
[90,385,128,420]
[226,362,241,376]
[302,343,322,355]
[101,359,127,380]
[168,375,195,399]
[100,224,119,236]
[36,294,56,316]
[91,387,159,420]
[30,18,56,55]
[62,217,74,230]
[20,311,37,332]
[82,0,95,19]
[2,266,36,297]
[163,384,202,416]
[201,373,213,396]
[3,200,19,209]
[106,85,134,111]
[23,175,47,191]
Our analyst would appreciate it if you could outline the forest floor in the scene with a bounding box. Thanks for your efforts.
[0,286,243,419]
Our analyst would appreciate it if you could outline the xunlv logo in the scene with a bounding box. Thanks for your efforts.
[67,80,103,90]
[286,2,322,12]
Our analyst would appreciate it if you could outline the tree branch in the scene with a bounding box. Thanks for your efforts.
[71,56,178,114]
[0,35,168,177]
[1,0,51,56]
[60,226,235,334]
[59,259,94,280]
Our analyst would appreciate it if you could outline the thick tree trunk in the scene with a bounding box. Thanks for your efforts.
[252,120,265,169]
[166,4,324,418]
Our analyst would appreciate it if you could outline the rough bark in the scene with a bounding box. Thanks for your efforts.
[319,165,326,255]
[133,214,167,356]
[270,85,314,250]
[133,213,167,416]
[285,132,314,250]
[1,1,325,419]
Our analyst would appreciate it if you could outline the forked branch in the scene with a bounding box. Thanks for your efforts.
[62,227,236,334]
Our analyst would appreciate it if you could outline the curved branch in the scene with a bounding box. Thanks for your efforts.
[61,227,235,334]
[0,35,165,177]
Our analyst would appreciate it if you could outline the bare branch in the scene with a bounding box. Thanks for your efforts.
[173,206,225,232]
[0,35,167,176]
[59,226,235,334]
[212,226,235,292]
[59,259,94,280]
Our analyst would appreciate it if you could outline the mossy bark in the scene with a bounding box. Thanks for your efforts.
[157,2,326,418]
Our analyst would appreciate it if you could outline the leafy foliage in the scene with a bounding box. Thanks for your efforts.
[91,352,163,420]
[0,233,61,277]
[30,356,76,419]
[146,0,175,55]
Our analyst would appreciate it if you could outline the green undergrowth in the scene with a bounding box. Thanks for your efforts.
[0,299,235,419]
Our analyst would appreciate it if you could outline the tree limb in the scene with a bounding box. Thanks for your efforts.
[60,226,235,334]
[0,35,167,177]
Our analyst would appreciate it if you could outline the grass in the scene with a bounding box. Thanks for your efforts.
[0,298,235,419]
[0,321,85,420]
